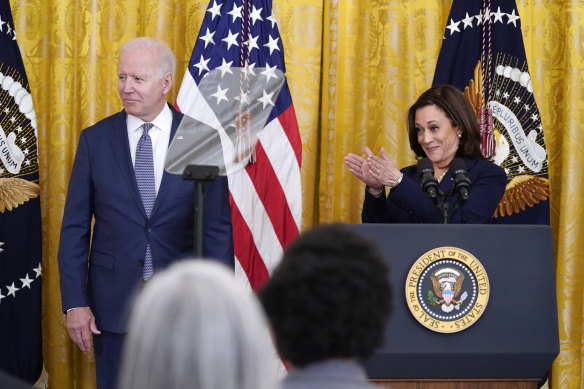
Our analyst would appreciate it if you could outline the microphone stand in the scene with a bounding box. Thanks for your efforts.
[182,164,219,257]
[448,197,467,223]
[438,195,449,224]
[442,185,470,223]
[431,190,449,224]
[421,181,449,224]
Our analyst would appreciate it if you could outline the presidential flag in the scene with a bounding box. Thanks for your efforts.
[0,1,44,385]
[175,0,302,290]
[433,0,549,224]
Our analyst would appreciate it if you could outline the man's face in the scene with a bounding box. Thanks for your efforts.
[118,47,172,122]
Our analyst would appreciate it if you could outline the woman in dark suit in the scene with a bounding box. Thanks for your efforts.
[344,84,506,223]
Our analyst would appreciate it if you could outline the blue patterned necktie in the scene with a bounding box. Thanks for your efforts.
[135,122,155,280]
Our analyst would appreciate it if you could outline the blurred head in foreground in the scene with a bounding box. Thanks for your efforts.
[259,223,392,367]
[119,260,277,389]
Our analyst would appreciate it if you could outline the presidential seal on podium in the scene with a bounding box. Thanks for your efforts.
[405,246,490,333]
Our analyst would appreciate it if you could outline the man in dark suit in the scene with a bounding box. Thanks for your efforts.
[57,37,232,389]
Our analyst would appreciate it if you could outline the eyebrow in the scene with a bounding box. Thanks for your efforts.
[416,120,440,127]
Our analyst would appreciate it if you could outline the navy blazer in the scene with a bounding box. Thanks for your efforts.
[58,104,232,333]
[362,157,507,224]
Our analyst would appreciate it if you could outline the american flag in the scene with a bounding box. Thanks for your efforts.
[175,0,302,290]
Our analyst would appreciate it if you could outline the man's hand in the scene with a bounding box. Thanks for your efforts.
[66,307,101,353]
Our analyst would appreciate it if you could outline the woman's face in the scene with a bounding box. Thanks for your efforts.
[415,105,462,169]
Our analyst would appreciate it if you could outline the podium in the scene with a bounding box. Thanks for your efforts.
[347,224,559,389]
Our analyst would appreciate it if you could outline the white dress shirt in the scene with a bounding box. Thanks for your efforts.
[127,104,172,196]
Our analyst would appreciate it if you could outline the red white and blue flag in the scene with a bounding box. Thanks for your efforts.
[176,0,302,290]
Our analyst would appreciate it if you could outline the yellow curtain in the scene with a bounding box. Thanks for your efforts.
[320,1,583,387]
[9,0,582,387]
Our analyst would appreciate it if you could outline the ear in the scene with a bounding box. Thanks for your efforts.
[162,72,173,95]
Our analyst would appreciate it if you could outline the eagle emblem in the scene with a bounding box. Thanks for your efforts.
[429,267,467,313]
[406,247,490,333]
[0,177,40,213]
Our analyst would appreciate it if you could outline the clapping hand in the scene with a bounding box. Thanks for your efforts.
[345,147,402,189]
[344,147,383,190]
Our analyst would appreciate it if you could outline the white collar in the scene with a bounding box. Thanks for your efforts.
[127,104,172,134]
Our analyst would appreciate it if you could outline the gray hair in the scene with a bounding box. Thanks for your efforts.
[119,37,176,77]
[118,260,279,389]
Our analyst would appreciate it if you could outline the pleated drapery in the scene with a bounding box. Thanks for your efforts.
[9,0,583,387]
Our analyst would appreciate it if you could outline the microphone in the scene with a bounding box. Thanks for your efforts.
[450,157,471,202]
[417,158,439,199]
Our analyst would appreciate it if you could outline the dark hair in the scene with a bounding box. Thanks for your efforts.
[258,223,392,367]
[407,84,484,159]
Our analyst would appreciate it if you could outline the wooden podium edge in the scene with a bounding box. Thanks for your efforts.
[371,378,540,389]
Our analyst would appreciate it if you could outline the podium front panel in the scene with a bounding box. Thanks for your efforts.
[347,224,559,380]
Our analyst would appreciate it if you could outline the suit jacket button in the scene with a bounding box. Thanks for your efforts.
[138,259,144,266]
[146,226,152,232]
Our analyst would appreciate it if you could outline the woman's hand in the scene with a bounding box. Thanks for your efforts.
[344,149,382,190]
[365,147,403,188]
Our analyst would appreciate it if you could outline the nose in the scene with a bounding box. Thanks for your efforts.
[419,129,432,145]
[120,79,134,93]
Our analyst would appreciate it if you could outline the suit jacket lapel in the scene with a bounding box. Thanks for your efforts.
[150,105,185,218]
[109,110,148,219]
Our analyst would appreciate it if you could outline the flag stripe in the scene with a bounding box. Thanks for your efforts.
[228,163,284,279]
[246,140,298,248]
[259,105,303,226]
[229,193,271,287]
[275,95,302,166]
